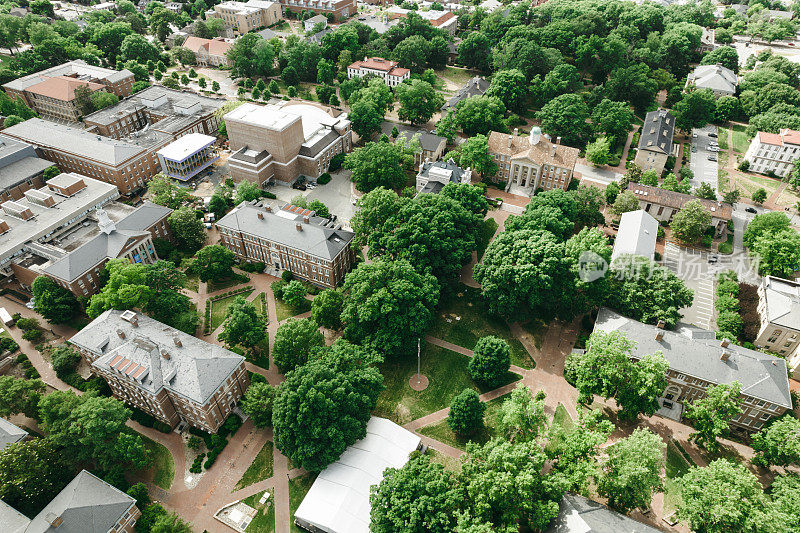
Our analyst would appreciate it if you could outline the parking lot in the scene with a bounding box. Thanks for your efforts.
[269,170,357,227]
[690,125,719,191]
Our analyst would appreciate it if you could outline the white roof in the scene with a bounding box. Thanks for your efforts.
[294,417,421,533]
[157,133,216,162]
[611,209,658,262]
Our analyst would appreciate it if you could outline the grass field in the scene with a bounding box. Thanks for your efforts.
[718,150,729,193]
[184,273,200,293]
[436,66,480,89]
[375,342,521,425]
[289,473,318,533]
[210,289,255,330]
[476,218,499,260]
[418,394,511,450]
[429,285,534,369]
[236,441,274,490]
[137,432,174,490]
[276,298,311,322]
[717,126,729,151]
[208,273,249,292]
[663,440,693,515]
[244,491,275,532]
[732,124,749,154]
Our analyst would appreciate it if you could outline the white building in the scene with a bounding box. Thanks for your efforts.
[156,133,218,181]
[347,58,410,88]
[756,276,800,367]
[611,209,659,263]
[686,64,737,97]
[744,128,800,178]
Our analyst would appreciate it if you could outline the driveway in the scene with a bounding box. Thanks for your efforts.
[268,170,357,226]
[575,163,622,186]
[662,242,724,330]
[690,125,719,191]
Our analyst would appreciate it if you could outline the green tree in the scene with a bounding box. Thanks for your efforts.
[752,187,768,204]
[307,199,328,218]
[120,33,159,63]
[218,297,266,349]
[0,376,45,419]
[693,182,716,200]
[458,134,497,178]
[547,408,614,493]
[345,141,407,192]
[234,180,262,204]
[126,482,151,510]
[485,69,527,113]
[448,389,486,435]
[192,244,234,282]
[148,174,191,209]
[591,99,634,142]
[571,184,606,230]
[150,512,193,533]
[605,64,658,114]
[212,80,220,92]
[743,211,791,248]
[348,99,384,139]
[536,93,591,146]
[50,344,81,379]
[671,199,712,244]
[310,289,343,329]
[440,183,489,216]
[457,30,491,72]
[240,381,276,428]
[468,336,510,388]
[598,428,665,513]
[462,438,567,531]
[497,384,547,443]
[395,79,443,125]
[751,229,800,278]
[686,382,743,451]
[679,459,764,533]
[605,181,620,204]
[701,46,739,73]
[281,280,307,308]
[715,95,740,122]
[272,318,324,373]
[449,95,506,136]
[752,416,800,467]
[369,454,464,533]
[586,136,611,166]
[341,259,438,358]
[272,340,384,471]
[168,206,206,252]
[0,439,71,517]
[31,275,78,323]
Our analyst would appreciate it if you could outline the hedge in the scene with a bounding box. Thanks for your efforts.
[189,453,205,474]
[130,407,172,433]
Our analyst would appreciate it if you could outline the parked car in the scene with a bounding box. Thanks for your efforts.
[708,147,719,152]
[692,146,697,152]
[745,207,758,213]
[708,255,718,264]
[292,183,307,191]
[708,154,717,161]
[709,132,718,138]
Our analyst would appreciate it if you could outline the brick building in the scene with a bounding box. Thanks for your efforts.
[279,0,355,21]
[744,128,800,178]
[217,200,355,288]
[487,127,579,196]
[70,309,250,433]
[634,109,675,174]
[0,137,53,203]
[347,57,410,87]
[594,307,792,433]
[3,61,134,118]
[206,0,282,34]
[225,101,351,187]
[756,276,800,367]
[181,36,233,68]
[386,6,457,36]
[627,183,732,234]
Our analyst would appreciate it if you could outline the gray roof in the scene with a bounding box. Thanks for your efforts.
[0,418,27,450]
[688,64,737,94]
[0,500,30,533]
[299,129,340,157]
[257,28,277,40]
[217,201,354,261]
[115,201,172,232]
[442,76,489,111]
[761,276,800,331]
[380,122,446,153]
[594,307,792,408]
[1,119,169,167]
[638,109,675,155]
[611,210,658,262]
[418,158,469,195]
[69,310,245,404]
[26,470,135,533]
[0,137,52,191]
[3,61,133,93]
[307,27,332,45]
[546,493,662,533]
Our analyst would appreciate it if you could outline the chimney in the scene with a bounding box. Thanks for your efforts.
[117,329,126,339]
[513,127,518,136]
[656,319,666,329]
[303,215,310,224]
[556,136,561,145]
[130,315,138,327]
[720,351,731,361]
[656,330,664,341]
[257,212,264,220]
[173,336,182,347]
[721,338,730,348]
[296,223,303,231]
[508,134,512,148]
[265,205,272,212]
[45,513,63,528]
[551,144,557,157]
[160,349,170,360]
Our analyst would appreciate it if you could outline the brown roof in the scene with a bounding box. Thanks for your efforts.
[487,131,579,171]
[26,76,105,101]
[758,128,800,147]
[627,183,732,220]
[349,57,400,72]
[182,36,231,57]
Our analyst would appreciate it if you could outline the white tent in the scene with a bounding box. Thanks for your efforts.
[294,417,422,533]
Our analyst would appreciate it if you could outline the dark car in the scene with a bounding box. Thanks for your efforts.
[708,255,718,264]
[292,183,307,191]
[708,132,718,138]
[745,207,757,213]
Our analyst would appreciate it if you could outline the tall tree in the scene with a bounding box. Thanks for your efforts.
[310,289,344,330]
[497,385,547,443]
[752,417,800,467]
[671,199,712,244]
[468,336,510,388]
[485,69,528,113]
[536,93,590,146]
[448,389,486,436]
[168,206,206,252]
[395,79,443,125]
[192,244,235,282]
[218,297,266,349]
[685,382,743,451]
[547,408,614,493]
[0,439,72,517]
[598,429,665,513]
[240,381,276,428]
[272,318,324,373]
[457,134,497,178]
[346,142,407,192]
[0,376,45,419]
[31,275,78,323]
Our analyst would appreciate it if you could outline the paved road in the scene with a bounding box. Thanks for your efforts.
[662,242,727,330]
[575,163,622,186]
[690,125,719,191]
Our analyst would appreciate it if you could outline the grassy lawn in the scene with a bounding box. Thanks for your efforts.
[429,285,534,369]
[136,432,174,490]
[718,150,729,193]
[418,394,510,450]
[276,298,311,322]
[244,336,270,370]
[374,342,520,425]
[236,441,274,490]
[289,473,318,533]
[210,289,255,330]
[243,491,275,533]
[732,124,749,154]
[519,318,547,350]
[552,403,575,431]
[208,273,249,292]
[184,273,200,293]
[717,126,729,151]
[436,66,480,88]
[663,440,693,515]
[476,218,499,260]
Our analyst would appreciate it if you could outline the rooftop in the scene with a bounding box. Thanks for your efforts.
[216,200,354,261]
[348,57,410,77]
[25,76,106,102]
[3,61,132,93]
[594,307,792,409]
[688,64,738,94]
[757,128,800,147]
[0,418,27,450]
[442,76,489,111]
[0,172,119,267]
[611,210,658,262]
[760,276,800,331]
[157,133,216,162]
[545,492,662,533]
[380,122,446,152]
[181,36,232,57]
[69,310,245,405]
[1,119,170,166]
[417,158,471,194]
[0,137,53,192]
[627,183,733,221]
[488,128,580,170]
[638,109,675,154]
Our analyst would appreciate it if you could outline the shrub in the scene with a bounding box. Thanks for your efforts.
[281,270,294,282]
[715,294,739,313]
[447,389,485,435]
[51,345,81,379]
[717,279,740,298]
[0,337,18,353]
[15,353,27,364]
[468,336,511,388]
[16,317,40,331]
[22,329,42,342]
[718,242,733,254]
[189,453,205,473]
[238,261,266,273]
[218,415,243,439]
[717,310,743,337]
[317,173,331,184]
[328,153,345,172]
[272,280,285,300]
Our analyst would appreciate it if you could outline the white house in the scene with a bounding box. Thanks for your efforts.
[744,128,800,178]
[347,57,410,88]
[686,64,737,97]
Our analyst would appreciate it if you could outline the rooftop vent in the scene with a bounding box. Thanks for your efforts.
[265,205,272,212]
[257,212,264,220]
[120,310,138,326]
[173,336,182,347]
[303,215,310,224]
[296,223,302,231]
[720,351,731,361]
[45,513,63,528]
[1,201,33,220]
[24,189,55,207]
[656,319,666,329]
[160,348,170,360]
[116,328,126,339]
[721,338,730,348]
[656,330,664,341]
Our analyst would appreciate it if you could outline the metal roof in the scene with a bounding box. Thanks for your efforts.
[611,210,658,262]
[0,418,27,451]
[545,493,662,533]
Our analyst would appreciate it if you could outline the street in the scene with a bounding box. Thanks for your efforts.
[690,125,719,191]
